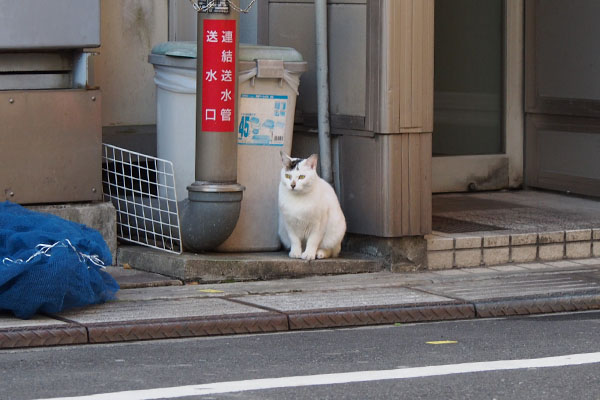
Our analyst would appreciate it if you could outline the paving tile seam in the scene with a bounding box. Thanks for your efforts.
[431,284,600,295]
[424,268,600,285]
[223,297,292,316]
[407,286,470,304]
[423,271,600,288]
[434,290,600,300]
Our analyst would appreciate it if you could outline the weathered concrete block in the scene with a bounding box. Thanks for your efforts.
[426,235,454,251]
[28,201,117,263]
[566,229,592,242]
[427,251,454,270]
[539,243,564,261]
[566,242,592,259]
[483,247,510,266]
[455,249,482,267]
[510,233,537,246]
[117,246,385,282]
[455,236,482,249]
[593,242,600,257]
[539,231,565,244]
[511,246,537,263]
[483,235,510,248]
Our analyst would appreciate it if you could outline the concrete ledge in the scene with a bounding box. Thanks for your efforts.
[343,234,426,271]
[27,202,117,262]
[104,266,182,289]
[117,245,385,282]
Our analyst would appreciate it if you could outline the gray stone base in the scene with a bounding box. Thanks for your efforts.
[342,234,427,271]
[117,245,385,283]
[27,202,117,262]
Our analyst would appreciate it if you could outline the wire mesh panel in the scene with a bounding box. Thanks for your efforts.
[102,144,182,254]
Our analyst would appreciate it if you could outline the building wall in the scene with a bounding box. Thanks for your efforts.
[168,0,259,43]
[95,0,168,127]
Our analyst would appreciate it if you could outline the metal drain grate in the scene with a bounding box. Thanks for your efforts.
[432,216,505,233]
[102,143,182,254]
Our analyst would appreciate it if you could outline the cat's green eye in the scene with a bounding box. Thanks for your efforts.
[299,175,306,180]
[285,174,291,179]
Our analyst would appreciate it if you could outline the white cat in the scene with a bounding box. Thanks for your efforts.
[278,152,346,260]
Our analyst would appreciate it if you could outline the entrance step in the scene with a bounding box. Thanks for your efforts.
[117,245,386,283]
[429,190,600,269]
[426,229,600,269]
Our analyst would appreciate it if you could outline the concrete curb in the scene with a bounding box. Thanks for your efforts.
[3,295,600,349]
[2,263,600,349]
[285,302,476,330]
[84,313,289,344]
[0,324,88,349]
[473,293,600,318]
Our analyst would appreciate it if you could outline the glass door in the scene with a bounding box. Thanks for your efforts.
[432,0,523,192]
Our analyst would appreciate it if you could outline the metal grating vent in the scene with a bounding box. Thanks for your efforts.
[432,216,504,234]
[102,144,182,254]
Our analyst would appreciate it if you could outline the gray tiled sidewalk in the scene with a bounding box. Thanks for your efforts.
[2,257,600,349]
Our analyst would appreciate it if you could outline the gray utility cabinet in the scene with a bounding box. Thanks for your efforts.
[0,0,102,204]
[262,0,433,237]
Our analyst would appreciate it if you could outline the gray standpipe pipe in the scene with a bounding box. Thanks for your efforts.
[315,0,333,184]
[180,3,244,252]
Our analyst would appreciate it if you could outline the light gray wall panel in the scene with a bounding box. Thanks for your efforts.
[328,4,366,117]
[269,3,318,115]
[0,0,100,49]
[536,0,600,100]
[526,114,600,197]
[268,1,367,120]
[538,130,600,180]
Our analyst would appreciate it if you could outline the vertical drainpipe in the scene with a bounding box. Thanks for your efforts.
[315,0,333,184]
[179,1,244,252]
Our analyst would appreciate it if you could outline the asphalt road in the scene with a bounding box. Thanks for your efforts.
[4,311,600,400]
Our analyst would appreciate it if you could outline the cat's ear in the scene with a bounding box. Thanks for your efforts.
[306,154,319,170]
[280,151,292,169]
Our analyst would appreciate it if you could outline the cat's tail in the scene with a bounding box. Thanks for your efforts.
[331,243,342,258]
[316,243,341,259]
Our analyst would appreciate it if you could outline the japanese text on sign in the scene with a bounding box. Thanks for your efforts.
[202,19,236,132]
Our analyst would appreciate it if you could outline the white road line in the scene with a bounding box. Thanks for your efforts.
[37,352,600,400]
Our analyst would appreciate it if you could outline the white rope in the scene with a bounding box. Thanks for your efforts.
[2,239,106,269]
[188,0,257,13]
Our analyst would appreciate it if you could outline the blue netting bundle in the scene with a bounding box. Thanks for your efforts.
[0,201,119,319]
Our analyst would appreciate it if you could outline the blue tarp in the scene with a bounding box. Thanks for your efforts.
[0,201,119,319]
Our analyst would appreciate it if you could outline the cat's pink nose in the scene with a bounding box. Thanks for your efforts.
[291,181,296,189]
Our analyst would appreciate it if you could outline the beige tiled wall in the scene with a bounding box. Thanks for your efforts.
[426,228,600,269]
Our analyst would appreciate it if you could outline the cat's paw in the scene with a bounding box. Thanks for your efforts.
[301,250,316,261]
[316,248,331,259]
[289,248,302,259]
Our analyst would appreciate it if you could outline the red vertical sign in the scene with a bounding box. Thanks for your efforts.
[202,19,236,132]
